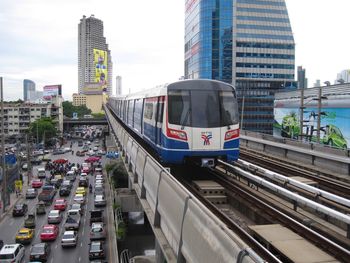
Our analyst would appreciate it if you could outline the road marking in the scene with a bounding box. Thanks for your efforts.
[55,244,58,249]
[51,258,53,263]
[80,242,83,247]
[82,228,85,235]
[79,256,81,262]
[9,219,14,226]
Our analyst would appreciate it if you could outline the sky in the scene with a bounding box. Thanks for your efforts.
[0,0,349,101]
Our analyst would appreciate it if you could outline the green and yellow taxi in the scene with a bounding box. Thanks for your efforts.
[75,187,86,196]
[15,227,35,244]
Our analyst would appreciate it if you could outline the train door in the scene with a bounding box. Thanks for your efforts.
[155,96,165,146]
[143,97,157,143]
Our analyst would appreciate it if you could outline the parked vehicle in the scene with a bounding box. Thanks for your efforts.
[12,203,28,217]
[90,210,103,224]
[24,213,36,229]
[29,242,51,262]
[61,231,78,248]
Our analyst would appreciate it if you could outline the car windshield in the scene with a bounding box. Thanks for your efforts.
[0,254,14,259]
[168,90,239,128]
[90,243,101,251]
[42,228,53,233]
[71,204,80,209]
[31,245,44,254]
[18,232,28,236]
[15,204,23,209]
[63,234,75,239]
[92,227,102,233]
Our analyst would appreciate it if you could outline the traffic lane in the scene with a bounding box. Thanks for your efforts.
[22,172,82,263]
[0,192,41,245]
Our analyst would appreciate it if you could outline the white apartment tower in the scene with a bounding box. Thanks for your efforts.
[78,15,113,96]
[116,76,122,95]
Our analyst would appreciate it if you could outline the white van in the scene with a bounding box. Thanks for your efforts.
[0,244,25,263]
[37,167,46,179]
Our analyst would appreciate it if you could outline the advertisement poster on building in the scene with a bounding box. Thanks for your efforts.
[274,97,350,149]
[93,48,108,90]
[43,85,61,100]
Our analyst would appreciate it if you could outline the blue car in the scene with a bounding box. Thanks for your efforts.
[106,152,119,159]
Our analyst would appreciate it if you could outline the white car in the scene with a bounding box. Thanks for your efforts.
[47,210,63,224]
[73,194,85,204]
[94,195,106,207]
[93,147,98,152]
[61,231,78,247]
[95,179,103,185]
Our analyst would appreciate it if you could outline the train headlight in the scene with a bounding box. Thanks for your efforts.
[167,128,188,141]
[225,129,239,141]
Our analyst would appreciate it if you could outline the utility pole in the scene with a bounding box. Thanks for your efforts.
[316,86,322,143]
[299,87,305,140]
[1,77,7,213]
[26,133,32,185]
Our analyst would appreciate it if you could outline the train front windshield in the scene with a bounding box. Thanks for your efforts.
[168,90,239,128]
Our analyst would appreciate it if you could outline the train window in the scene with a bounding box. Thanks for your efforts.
[168,90,190,126]
[156,97,164,123]
[219,91,239,126]
[134,99,143,132]
[144,102,153,120]
[128,100,134,126]
[191,90,220,128]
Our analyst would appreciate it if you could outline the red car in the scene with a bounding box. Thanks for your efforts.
[40,224,59,241]
[32,179,43,188]
[54,199,67,211]
[82,167,90,173]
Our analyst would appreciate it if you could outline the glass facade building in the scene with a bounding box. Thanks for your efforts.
[184,0,296,134]
[23,79,36,101]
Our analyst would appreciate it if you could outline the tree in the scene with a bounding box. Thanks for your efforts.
[28,117,57,144]
[62,101,92,118]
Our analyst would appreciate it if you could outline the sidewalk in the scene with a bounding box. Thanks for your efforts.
[0,176,29,223]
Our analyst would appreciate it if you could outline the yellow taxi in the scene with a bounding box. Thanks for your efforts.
[75,187,86,196]
[15,227,34,244]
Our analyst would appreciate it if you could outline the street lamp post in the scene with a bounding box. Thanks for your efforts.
[299,86,305,140]
[1,77,7,213]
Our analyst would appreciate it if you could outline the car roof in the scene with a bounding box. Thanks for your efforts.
[0,244,22,253]
[32,243,46,248]
[43,225,56,229]
[63,230,75,235]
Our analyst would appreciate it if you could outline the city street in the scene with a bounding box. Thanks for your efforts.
[0,140,115,263]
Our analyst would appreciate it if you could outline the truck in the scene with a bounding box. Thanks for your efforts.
[64,210,81,230]
[38,185,56,205]
[89,210,103,224]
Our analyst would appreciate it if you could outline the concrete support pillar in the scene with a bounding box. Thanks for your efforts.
[155,239,165,263]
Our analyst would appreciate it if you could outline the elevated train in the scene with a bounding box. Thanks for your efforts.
[107,79,240,166]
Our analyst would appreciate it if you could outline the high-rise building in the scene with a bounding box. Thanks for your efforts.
[116,76,122,95]
[78,15,113,96]
[184,0,296,134]
[336,69,350,84]
[297,66,308,89]
[23,79,35,101]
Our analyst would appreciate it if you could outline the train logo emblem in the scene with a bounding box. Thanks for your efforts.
[201,132,212,145]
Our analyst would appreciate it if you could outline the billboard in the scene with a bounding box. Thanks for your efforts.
[82,82,104,95]
[274,96,350,149]
[93,48,108,90]
[43,85,62,100]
